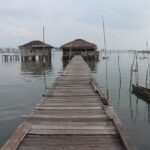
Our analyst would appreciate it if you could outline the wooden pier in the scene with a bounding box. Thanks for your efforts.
[2,56,136,150]
[2,55,20,62]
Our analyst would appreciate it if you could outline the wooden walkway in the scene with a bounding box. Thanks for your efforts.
[2,56,136,150]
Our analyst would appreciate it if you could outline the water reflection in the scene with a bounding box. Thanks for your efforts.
[148,104,150,123]
[86,58,98,72]
[62,57,98,72]
[62,57,69,69]
[118,52,122,106]
[130,91,150,124]
[129,93,134,124]
[134,97,139,123]
[21,60,52,75]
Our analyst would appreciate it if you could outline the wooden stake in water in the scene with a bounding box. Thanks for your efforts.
[145,69,148,88]
[129,64,133,92]
[69,44,71,62]
[135,53,139,85]
[118,50,121,100]
[146,41,150,88]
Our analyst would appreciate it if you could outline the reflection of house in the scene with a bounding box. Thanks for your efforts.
[62,56,97,71]
[61,39,99,60]
[19,40,53,61]
[21,61,52,75]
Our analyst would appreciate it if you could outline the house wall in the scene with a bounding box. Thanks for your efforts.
[20,47,51,56]
[62,49,99,60]
[20,46,51,61]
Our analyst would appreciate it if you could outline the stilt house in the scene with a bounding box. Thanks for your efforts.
[61,39,99,60]
[19,40,53,61]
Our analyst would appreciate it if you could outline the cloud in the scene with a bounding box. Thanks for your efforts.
[0,0,150,49]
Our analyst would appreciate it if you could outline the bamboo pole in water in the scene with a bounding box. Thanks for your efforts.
[145,69,148,88]
[135,53,139,86]
[146,40,150,88]
[69,44,72,62]
[118,50,121,100]
[129,64,133,92]
[148,55,150,88]
[102,16,109,100]
[42,26,47,93]
[129,52,136,92]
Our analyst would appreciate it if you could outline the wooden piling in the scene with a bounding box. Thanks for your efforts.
[2,55,20,62]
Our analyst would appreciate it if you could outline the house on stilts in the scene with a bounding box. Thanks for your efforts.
[61,39,99,60]
[19,40,53,61]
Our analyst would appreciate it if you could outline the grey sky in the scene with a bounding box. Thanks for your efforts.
[0,0,150,50]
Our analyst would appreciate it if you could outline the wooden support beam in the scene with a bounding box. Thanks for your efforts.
[1,123,31,150]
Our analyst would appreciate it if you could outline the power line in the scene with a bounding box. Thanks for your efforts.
[0,16,32,32]
[0,27,28,40]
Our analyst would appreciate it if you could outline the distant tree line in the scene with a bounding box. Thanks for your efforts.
[0,47,20,53]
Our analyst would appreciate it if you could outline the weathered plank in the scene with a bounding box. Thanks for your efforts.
[29,129,117,135]
[1,123,30,150]
[36,103,102,107]
[35,106,102,110]
[23,114,107,119]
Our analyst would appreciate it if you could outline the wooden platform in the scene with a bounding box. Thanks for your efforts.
[2,56,136,150]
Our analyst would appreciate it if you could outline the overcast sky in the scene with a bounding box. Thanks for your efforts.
[0,0,150,50]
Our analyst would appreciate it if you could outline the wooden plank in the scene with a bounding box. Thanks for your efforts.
[18,135,124,150]
[31,124,115,130]
[23,114,107,119]
[41,100,100,103]
[44,96,100,100]
[36,103,102,107]
[91,79,108,105]
[46,89,94,92]
[52,84,92,87]
[29,129,117,135]
[47,90,95,94]
[19,135,121,145]
[18,145,124,150]
[1,123,30,150]
[46,94,99,97]
[35,106,102,110]
[34,110,104,115]
[25,121,113,126]
[46,94,98,97]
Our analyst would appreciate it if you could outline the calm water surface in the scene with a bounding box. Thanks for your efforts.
[0,50,150,150]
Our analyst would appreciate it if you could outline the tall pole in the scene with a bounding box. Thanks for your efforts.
[43,26,45,59]
[147,40,150,88]
[42,26,45,61]
[146,40,149,51]
[102,16,107,58]
[102,16,108,99]
[43,26,45,44]
[69,44,72,62]
[42,26,47,92]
